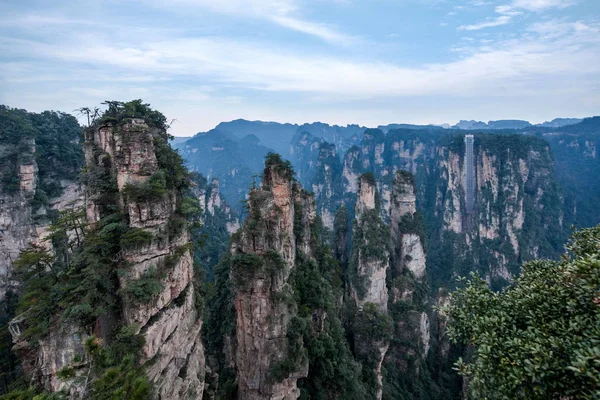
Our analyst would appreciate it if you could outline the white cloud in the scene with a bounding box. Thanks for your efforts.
[511,0,576,11]
[460,0,575,31]
[458,15,513,30]
[1,4,598,134]
[144,0,354,45]
[269,16,356,46]
[495,5,523,15]
[2,17,598,100]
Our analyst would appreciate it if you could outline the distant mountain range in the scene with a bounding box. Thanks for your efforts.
[452,118,583,130]
[174,117,584,149]
[172,116,596,214]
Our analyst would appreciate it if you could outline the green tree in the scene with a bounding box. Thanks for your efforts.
[444,225,600,399]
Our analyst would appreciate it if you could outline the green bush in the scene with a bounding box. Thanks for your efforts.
[122,268,164,305]
[230,253,262,289]
[120,228,153,249]
[88,355,152,400]
[264,152,295,183]
[444,225,600,399]
[122,171,168,202]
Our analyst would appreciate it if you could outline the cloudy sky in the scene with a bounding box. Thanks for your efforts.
[1,0,599,136]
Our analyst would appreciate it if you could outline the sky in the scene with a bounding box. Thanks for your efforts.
[0,0,599,136]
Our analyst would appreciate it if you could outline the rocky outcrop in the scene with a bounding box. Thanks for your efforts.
[349,174,390,399]
[0,182,36,300]
[229,156,309,399]
[85,118,205,399]
[205,178,240,234]
[342,146,362,196]
[381,170,431,397]
[311,143,342,230]
[352,174,389,310]
[0,142,82,302]
[290,131,323,188]
[429,135,564,286]
[390,171,427,279]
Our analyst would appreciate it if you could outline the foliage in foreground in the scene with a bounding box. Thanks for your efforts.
[444,225,600,399]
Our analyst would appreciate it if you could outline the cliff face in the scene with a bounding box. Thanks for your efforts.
[175,129,272,213]
[7,107,206,399]
[0,108,83,302]
[383,171,431,398]
[205,178,240,234]
[292,128,564,290]
[543,120,600,228]
[351,174,389,309]
[342,146,362,199]
[390,171,426,281]
[311,143,342,230]
[427,135,564,288]
[229,157,309,399]
[348,174,391,400]
[290,131,323,189]
[0,152,37,301]
[86,118,205,399]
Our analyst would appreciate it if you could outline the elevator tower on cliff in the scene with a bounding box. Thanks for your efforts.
[465,134,475,213]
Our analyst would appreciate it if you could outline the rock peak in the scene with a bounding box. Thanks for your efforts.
[357,172,377,212]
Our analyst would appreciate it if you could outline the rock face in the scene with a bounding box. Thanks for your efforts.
[174,128,272,214]
[352,174,389,310]
[390,171,427,279]
[543,120,600,228]
[385,171,430,381]
[290,131,323,189]
[0,137,39,301]
[11,116,206,399]
[311,143,342,230]
[428,135,564,287]
[349,174,390,399]
[10,322,89,398]
[229,157,309,400]
[205,178,240,234]
[85,118,205,399]
[0,142,82,302]
[0,166,36,300]
[292,129,564,289]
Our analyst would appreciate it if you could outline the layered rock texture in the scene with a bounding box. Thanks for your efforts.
[382,171,433,398]
[4,105,592,400]
[0,108,83,302]
[350,174,389,310]
[312,143,343,230]
[348,174,391,400]
[6,106,205,399]
[229,156,309,399]
[203,177,240,234]
[84,117,204,399]
[293,128,565,290]
[0,154,38,301]
[427,135,564,288]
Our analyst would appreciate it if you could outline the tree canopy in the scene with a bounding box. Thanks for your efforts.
[444,225,600,399]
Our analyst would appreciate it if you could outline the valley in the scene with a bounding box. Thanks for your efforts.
[0,102,598,399]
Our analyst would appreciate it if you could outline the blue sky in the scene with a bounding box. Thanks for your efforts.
[0,0,599,136]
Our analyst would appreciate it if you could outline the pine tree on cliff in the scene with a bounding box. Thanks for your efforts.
[4,101,205,399]
[204,152,367,400]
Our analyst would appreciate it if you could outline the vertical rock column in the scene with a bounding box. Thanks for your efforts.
[312,142,342,230]
[0,139,37,301]
[349,173,390,400]
[85,119,205,400]
[464,134,475,214]
[230,158,308,400]
[386,171,430,376]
